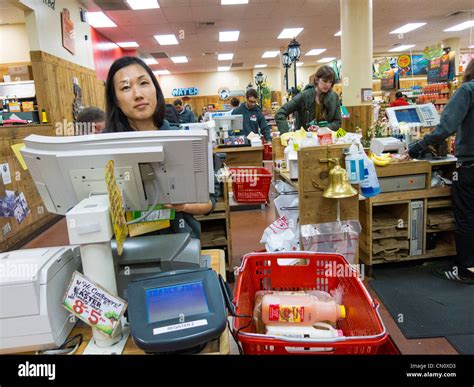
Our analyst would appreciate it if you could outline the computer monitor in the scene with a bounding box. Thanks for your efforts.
[21,130,210,216]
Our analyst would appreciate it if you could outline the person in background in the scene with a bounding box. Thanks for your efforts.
[76,106,105,134]
[174,99,195,123]
[390,91,409,107]
[231,89,271,142]
[224,97,241,115]
[198,106,208,123]
[275,65,341,133]
[407,60,474,284]
[165,103,181,127]
[103,56,217,238]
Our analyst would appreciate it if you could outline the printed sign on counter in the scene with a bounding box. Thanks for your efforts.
[63,271,127,336]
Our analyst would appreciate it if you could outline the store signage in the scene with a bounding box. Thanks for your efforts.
[427,51,454,83]
[43,0,55,10]
[63,271,127,336]
[171,87,199,97]
[218,87,231,100]
[61,9,75,55]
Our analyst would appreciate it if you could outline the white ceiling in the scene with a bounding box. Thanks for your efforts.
[0,0,25,24]
[5,0,474,74]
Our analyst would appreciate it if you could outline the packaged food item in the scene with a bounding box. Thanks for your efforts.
[317,127,333,145]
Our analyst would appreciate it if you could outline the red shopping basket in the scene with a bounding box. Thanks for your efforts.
[263,143,273,160]
[232,252,388,355]
[229,167,272,203]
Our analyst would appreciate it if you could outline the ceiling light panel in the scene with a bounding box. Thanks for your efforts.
[219,31,240,42]
[154,34,179,45]
[171,56,188,63]
[87,12,117,28]
[317,57,336,63]
[388,44,415,52]
[390,23,426,34]
[218,53,234,60]
[117,42,139,48]
[278,28,304,39]
[305,48,326,56]
[262,51,279,58]
[221,0,248,4]
[444,20,474,32]
[126,0,160,10]
[144,58,158,65]
[218,66,231,71]
[254,64,267,68]
[334,30,341,36]
[154,70,170,75]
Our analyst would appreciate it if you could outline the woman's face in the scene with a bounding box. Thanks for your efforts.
[316,77,333,94]
[113,63,157,125]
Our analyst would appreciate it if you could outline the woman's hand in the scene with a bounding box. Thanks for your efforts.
[164,203,188,212]
[164,201,213,215]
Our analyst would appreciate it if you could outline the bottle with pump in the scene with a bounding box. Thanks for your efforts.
[261,293,346,326]
[360,147,381,197]
[345,140,365,184]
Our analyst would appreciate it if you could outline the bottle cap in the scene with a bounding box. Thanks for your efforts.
[339,305,346,319]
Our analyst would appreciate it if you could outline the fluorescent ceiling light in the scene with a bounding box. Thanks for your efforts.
[388,44,415,52]
[317,57,336,63]
[126,0,159,9]
[117,41,139,48]
[171,56,188,63]
[334,30,341,36]
[154,70,170,75]
[296,62,304,67]
[218,66,231,72]
[254,64,267,68]
[390,23,426,34]
[219,31,240,42]
[470,45,474,49]
[221,0,248,4]
[144,58,158,65]
[278,28,304,39]
[218,53,234,60]
[154,34,179,45]
[262,51,279,58]
[305,48,326,56]
[444,20,474,32]
[87,12,117,28]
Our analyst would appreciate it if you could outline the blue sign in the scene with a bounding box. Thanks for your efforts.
[171,87,199,97]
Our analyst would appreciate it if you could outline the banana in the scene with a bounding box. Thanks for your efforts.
[369,152,391,166]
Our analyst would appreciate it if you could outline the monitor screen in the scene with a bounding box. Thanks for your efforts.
[394,108,421,123]
[146,281,210,323]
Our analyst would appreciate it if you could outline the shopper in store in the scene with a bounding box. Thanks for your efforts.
[103,56,217,238]
[390,91,409,107]
[232,89,271,141]
[197,106,208,122]
[76,106,105,134]
[174,99,195,123]
[407,60,474,284]
[224,97,240,115]
[275,65,341,133]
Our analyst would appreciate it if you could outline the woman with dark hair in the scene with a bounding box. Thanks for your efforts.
[104,56,170,132]
[275,65,341,133]
[407,60,474,283]
[104,56,215,238]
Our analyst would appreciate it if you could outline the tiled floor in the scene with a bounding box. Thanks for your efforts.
[21,203,458,354]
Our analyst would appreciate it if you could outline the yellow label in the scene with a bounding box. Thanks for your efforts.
[104,160,128,255]
[11,143,28,170]
[269,304,304,323]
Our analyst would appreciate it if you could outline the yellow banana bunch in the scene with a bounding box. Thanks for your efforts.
[369,151,392,166]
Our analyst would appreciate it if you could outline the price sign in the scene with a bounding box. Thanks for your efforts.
[63,271,127,336]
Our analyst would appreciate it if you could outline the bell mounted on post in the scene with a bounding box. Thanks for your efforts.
[323,158,358,199]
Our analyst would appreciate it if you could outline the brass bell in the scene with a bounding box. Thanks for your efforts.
[323,159,358,199]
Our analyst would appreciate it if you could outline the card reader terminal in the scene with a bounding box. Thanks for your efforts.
[127,268,228,354]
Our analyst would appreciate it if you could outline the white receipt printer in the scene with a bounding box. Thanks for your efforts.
[0,246,81,354]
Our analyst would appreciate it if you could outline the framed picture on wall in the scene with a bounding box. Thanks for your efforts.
[61,8,75,55]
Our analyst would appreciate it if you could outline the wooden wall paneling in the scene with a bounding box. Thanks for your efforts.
[341,105,373,137]
[299,191,359,225]
[271,137,285,161]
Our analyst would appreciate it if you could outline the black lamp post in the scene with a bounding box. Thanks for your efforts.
[255,71,264,107]
[288,38,301,96]
[281,50,292,95]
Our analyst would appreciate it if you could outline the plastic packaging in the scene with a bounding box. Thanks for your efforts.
[261,293,346,326]
[317,127,333,145]
[345,141,365,184]
[300,132,319,148]
[266,322,344,339]
[284,138,294,169]
[360,148,381,197]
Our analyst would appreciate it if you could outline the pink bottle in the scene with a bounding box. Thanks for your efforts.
[261,293,346,326]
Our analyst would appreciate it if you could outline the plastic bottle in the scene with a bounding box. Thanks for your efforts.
[284,138,294,170]
[261,293,346,326]
[300,132,319,148]
[41,108,48,123]
[360,150,381,197]
[345,141,365,184]
[266,322,344,339]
